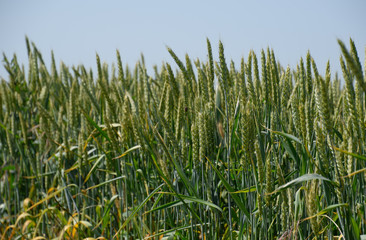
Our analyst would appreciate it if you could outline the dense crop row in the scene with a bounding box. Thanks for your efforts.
[0,38,365,239]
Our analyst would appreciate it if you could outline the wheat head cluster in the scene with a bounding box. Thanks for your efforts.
[0,37,365,239]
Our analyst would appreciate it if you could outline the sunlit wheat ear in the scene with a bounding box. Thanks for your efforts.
[164,86,173,124]
[355,81,365,141]
[305,98,314,150]
[196,66,205,101]
[326,61,335,113]
[346,131,355,176]
[305,51,313,96]
[265,153,273,206]
[289,84,300,135]
[280,66,291,111]
[96,54,117,121]
[165,63,180,100]
[6,124,14,158]
[180,127,188,165]
[259,50,269,104]
[68,80,78,135]
[116,49,126,91]
[121,95,132,144]
[338,38,366,92]
[314,115,329,174]
[174,97,183,140]
[206,38,215,106]
[270,49,279,107]
[198,111,208,164]
[299,58,306,104]
[218,41,229,95]
[280,195,289,232]
[167,47,192,95]
[245,53,257,106]
[159,72,169,113]
[191,121,200,167]
[334,141,346,202]
[230,60,238,97]
[254,140,264,187]
[312,59,331,136]
[341,58,361,167]
[239,57,247,106]
[299,103,307,143]
[139,64,150,110]
[251,51,261,100]
[240,101,255,168]
[185,54,196,84]
[306,180,320,235]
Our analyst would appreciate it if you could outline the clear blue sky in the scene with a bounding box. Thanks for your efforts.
[0,0,365,78]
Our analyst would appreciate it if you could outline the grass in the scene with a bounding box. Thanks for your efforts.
[0,37,365,239]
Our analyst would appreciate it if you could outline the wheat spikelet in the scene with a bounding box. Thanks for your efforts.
[218,41,230,97]
[165,63,180,100]
[270,49,279,108]
[164,86,173,125]
[186,54,196,86]
[299,103,307,143]
[197,66,209,104]
[315,115,329,174]
[265,153,273,206]
[325,61,335,115]
[198,111,207,164]
[281,66,291,111]
[116,50,126,91]
[341,56,359,143]
[96,54,118,121]
[245,53,257,106]
[175,97,183,140]
[355,81,364,141]
[290,85,300,135]
[241,102,255,168]
[306,180,320,236]
[239,57,247,106]
[167,47,192,95]
[206,38,215,106]
[306,51,313,96]
[191,120,200,166]
[338,39,365,92]
[305,99,314,149]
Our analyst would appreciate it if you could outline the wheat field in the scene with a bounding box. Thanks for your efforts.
[0,37,365,239]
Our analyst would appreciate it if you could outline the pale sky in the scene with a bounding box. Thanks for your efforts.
[1,0,365,78]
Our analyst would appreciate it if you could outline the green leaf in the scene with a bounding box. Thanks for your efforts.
[351,217,360,240]
[206,157,251,221]
[231,185,257,194]
[113,145,141,160]
[26,184,77,212]
[172,194,221,212]
[154,128,198,197]
[86,176,126,191]
[144,224,204,240]
[113,183,165,238]
[272,174,332,194]
[144,199,193,214]
[145,194,222,214]
[271,130,303,145]
[333,147,366,161]
[83,154,105,184]
[81,108,110,141]
[316,203,348,216]
[93,195,119,231]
